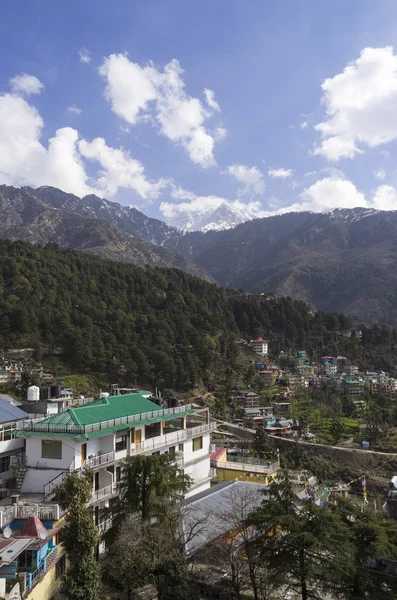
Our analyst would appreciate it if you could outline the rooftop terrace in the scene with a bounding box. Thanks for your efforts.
[16,392,196,438]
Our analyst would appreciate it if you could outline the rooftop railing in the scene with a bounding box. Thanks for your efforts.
[19,404,193,435]
[211,459,279,475]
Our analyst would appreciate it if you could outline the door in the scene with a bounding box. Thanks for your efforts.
[94,472,99,491]
[81,443,87,464]
[135,429,142,445]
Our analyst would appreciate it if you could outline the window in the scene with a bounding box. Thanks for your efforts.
[0,456,10,473]
[42,440,62,460]
[56,555,66,579]
[115,434,127,452]
[115,466,121,482]
[179,443,184,452]
[193,436,203,452]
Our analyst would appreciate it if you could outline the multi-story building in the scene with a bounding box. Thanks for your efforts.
[248,338,268,356]
[0,399,28,488]
[324,364,338,376]
[230,390,259,408]
[15,391,215,519]
[345,379,364,397]
[0,508,64,600]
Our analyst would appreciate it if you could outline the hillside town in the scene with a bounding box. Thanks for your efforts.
[0,336,394,599]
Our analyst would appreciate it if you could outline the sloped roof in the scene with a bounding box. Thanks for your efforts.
[182,481,265,555]
[0,398,27,423]
[27,391,160,428]
[19,516,45,538]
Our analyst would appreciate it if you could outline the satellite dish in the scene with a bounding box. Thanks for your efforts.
[39,528,47,540]
[3,526,12,539]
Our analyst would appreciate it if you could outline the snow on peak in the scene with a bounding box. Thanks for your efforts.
[168,202,255,232]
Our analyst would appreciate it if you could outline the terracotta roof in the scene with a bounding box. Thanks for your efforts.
[19,516,45,538]
[250,338,268,343]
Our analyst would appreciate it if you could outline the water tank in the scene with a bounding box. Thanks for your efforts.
[99,392,110,398]
[167,397,179,409]
[50,384,61,399]
[27,385,40,402]
[40,387,50,401]
[151,395,162,407]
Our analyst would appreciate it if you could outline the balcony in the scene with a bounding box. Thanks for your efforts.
[211,459,279,475]
[97,518,113,534]
[91,482,119,504]
[82,422,216,469]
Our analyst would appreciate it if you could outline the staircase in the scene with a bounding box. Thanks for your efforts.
[12,460,27,493]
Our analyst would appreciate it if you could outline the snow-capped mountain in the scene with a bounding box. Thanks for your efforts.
[168,202,255,232]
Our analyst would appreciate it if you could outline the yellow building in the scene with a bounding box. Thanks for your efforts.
[210,448,280,485]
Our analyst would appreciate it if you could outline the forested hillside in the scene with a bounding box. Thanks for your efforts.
[0,241,396,392]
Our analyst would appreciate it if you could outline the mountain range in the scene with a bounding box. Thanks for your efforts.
[167,202,255,232]
[1,184,397,324]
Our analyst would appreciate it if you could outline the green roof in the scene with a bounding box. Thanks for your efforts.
[16,409,196,439]
[40,392,159,427]
[15,391,193,438]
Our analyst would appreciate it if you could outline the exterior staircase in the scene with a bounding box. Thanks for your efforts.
[11,458,27,493]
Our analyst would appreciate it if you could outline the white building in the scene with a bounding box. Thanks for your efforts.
[324,364,338,376]
[0,399,27,485]
[249,338,269,357]
[15,391,215,547]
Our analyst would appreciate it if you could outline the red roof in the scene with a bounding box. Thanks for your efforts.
[259,370,274,374]
[250,338,268,343]
[19,516,45,538]
[211,447,226,461]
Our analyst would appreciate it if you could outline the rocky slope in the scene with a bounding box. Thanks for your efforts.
[0,186,206,277]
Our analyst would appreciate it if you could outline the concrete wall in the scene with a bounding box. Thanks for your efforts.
[25,437,77,470]
[21,468,64,494]
[184,456,210,486]
[25,557,62,600]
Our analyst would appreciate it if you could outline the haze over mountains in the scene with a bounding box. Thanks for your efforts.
[1,185,397,324]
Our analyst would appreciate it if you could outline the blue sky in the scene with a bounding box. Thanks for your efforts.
[1,0,397,222]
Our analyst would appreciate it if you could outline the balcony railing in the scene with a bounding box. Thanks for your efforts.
[98,518,113,534]
[82,422,215,469]
[211,459,279,475]
[0,503,61,528]
[91,482,119,504]
[19,403,192,435]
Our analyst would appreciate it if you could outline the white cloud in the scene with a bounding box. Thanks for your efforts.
[203,88,220,112]
[0,89,166,201]
[314,46,397,161]
[10,73,43,96]
[374,168,386,180]
[227,164,265,196]
[79,48,91,64]
[162,184,267,219]
[214,126,227,141]
[300,121,308,129]
[67,106,82,115]
[268,167,293,179]
[268,177,397,215]
[296,177,366,212]
[79,137,168,199]
[371,184,397,210]
[313,136,362,162]
[99,54,221,167]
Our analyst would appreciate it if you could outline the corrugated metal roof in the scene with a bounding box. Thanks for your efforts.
[28,392,161,428]
[15,409,196,439]
[182,481,266,555]
[0,399,28,423]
